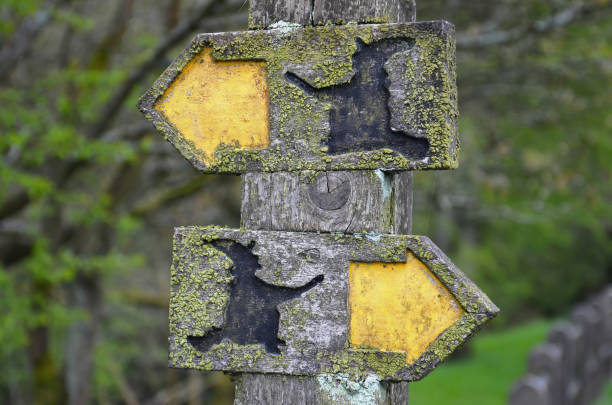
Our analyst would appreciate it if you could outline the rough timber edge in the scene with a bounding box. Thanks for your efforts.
[398,235,499,381]
[137,21,458,174]
[137,34,217,172]
[167,227,498,381]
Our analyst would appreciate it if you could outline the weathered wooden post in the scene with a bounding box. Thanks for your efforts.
[138,0,499,403]
[571,304,601,404]
[527,343,563,405]
[509,375,551,405]
[548,322,582,405]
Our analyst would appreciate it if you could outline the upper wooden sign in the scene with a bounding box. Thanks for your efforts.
[138,21,458,174]
[169,227,498,380]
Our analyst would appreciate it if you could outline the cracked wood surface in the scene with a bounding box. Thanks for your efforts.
[248,0,416,28]
[241,171,412,234]
[241,171,406,234]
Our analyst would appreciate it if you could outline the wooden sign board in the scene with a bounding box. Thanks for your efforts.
[139,21,458,174]
[169,227,498,381]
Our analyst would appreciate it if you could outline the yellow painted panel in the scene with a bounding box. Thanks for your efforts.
[349,252,464,363]
[155,48,269,164]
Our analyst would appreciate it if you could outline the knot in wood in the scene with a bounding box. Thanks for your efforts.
[308,172,351,211]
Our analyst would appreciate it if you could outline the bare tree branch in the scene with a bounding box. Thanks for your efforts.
[0,3,244,223]
[0,122,150,225]
[101,121,152,142]
[107,362,141,405]
[88,0,222,139]
[130,175,210,218]
[0,190,30,222]
[87,0,135,69]
[145,377,209,405]
[165,0,182,31]
[0,220,32,266]
[0,0,67,80]
[197,11,249,32]
[457,2,612,48]
[118,290,168,308]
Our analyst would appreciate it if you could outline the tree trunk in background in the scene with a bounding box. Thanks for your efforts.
[65,274,101,405]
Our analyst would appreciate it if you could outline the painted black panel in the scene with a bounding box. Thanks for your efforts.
[188,241,323,354]
[285,38,429,158]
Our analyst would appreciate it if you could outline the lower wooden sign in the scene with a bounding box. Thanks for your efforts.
[169,227,498,381]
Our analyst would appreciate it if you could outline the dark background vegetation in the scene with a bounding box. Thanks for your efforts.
[1,0,611,403]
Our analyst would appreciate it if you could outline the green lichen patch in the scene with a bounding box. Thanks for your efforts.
[317,373,388,405]
[169,226,233,370]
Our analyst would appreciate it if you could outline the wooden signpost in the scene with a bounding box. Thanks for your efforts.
[139,0,499,403]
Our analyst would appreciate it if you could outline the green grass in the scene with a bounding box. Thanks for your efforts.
[410,319,612,405]
[410,320,551,405]
[596,383,612,405]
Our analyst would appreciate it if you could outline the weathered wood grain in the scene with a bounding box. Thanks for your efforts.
[242,171,413,234]
[241,171,397,233]
[138,22,458,174]
[393,172,413,234]
[234,373,409,404]
[248,0,416,29]
[169,227,499,380]
[388,382,410,404]
[313,0,416,26]
[248,0,312,28]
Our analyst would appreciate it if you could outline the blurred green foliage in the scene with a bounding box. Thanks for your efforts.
[416,1,612,321]
[0,0,611,403]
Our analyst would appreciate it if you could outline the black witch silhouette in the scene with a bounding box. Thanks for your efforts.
[188,241,323,354]
[286,37,428,158]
